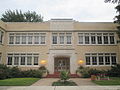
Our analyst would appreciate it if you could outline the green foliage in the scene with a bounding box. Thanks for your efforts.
[0,64,43,80]
[107,64,120,77]
[0,64,10,79]
[1,10,43,22]
[105,0,120,4]
[52,80,77,86]
[60,71,70,82]
[76,66,106,78]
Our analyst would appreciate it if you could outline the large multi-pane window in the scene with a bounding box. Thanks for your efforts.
[52,33,72,45]
[9,33,46,45]
[78,33,116,45]
[7,53,39,66]
[85,53,117,66]
[0,30,4,44]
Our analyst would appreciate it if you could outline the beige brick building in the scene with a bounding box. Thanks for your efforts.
[0,19,119,74]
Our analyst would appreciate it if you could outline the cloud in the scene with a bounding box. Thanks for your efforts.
[0,0,117,22]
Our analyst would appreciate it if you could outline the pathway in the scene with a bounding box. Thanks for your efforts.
[32,78,97,86]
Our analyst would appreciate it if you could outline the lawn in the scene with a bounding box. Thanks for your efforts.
[93,77,120,85]
[52,80,77,86]
[0,78,40,86]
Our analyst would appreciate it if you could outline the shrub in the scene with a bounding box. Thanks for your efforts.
[0,64,10,79]
[107,64,120,77]
[60,71,70,82]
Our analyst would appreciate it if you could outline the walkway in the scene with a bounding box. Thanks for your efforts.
[0,86,120,90]
[32,78,97,86]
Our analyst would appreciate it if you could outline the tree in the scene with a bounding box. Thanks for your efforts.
[105,0,120,4]
[105,0,120,38]
[1,10,43,22]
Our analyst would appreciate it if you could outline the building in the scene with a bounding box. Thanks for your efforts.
[0,19,120,74]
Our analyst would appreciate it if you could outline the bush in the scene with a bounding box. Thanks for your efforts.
[0,64,10,79]
[60,71,70,82]
[0,64,43,80]
[107,64,120,77]
[76,66,106,78]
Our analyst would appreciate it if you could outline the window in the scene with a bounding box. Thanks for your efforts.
[8,57,12,65]
[97,34,102,44]
[78,33,83,44]
[104,53,110,65]
[15,35,20,44]
[111,56,116,65]
[98,56,104,65]
[86,56,90,65]
[59,33,64,44]
[66,33,72,44]
[85,34,89,44]
[110,36,115,44]
[9,35,14,44]
[0,31,4,44]
[52,33,57,44]
[14,57,19,65]
[85,53,117,66]
[91,34,96,44]
[27,56,32,65]
[21,34,26,44]
[28,34,33,44]
[92,56,97,65]
[40,33,46,44]
[34,57,38,65]
[21,56,25,65]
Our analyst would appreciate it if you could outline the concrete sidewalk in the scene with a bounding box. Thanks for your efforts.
[0,86,120,90]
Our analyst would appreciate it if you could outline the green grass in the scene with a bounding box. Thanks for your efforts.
[0,78,40,86]
[52,80,77,86]
[93,77,120,85]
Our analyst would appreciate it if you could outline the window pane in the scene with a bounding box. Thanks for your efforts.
[97,36,102,44]
[34,36,39,44]
[15,36,20,44]
[9,36,14,44]
[28,36,33,44]
[21,57,25,65]
[60,36,64,44]
[85,36,89,44]
[8,57,12,65]
[40,36,45,44]
[105,56,110,65]
[111,56,117,65]
[104,36,108,44]
[0,31,3,44]
[99,56,104,65]
[86,56,90,65]
[92,56,97,65]
[52,36,57,44]
[91,36,96,44]
[66,36,71,44]
[110,36,115,44]
[27,57,32,65]
[79,36,83,44]
[21,36,26,44]
[14,57,19,65]
[34,57,38,65]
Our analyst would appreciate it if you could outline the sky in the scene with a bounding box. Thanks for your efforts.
[0,0,118,22]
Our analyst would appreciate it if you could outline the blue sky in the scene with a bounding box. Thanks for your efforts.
[0,0,117,22]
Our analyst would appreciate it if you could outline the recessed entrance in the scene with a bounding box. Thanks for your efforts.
[54,56,70,73]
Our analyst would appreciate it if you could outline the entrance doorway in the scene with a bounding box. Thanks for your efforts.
[54,57,70,73]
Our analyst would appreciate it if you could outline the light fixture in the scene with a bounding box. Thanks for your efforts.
[40,60,47,65]
[78,60,84,65]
